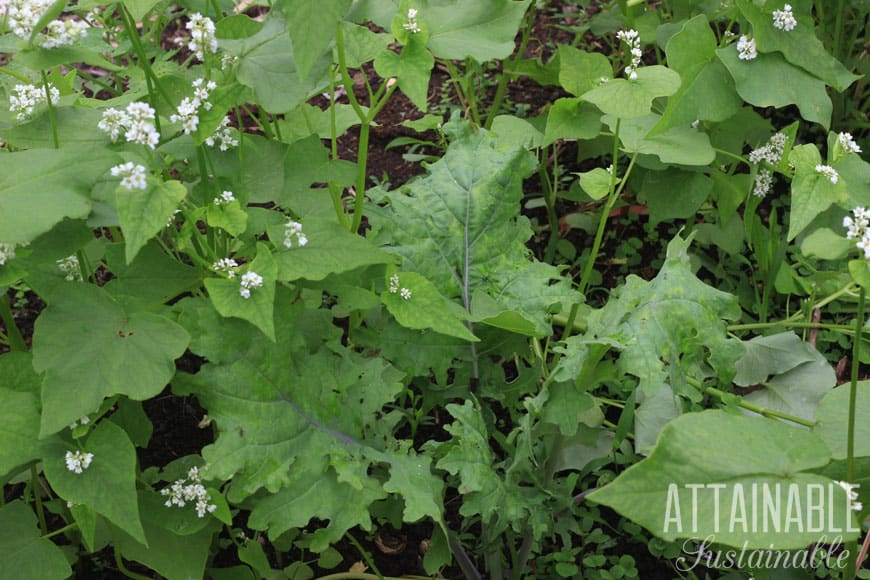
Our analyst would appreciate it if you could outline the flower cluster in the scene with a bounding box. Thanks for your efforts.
[186,13,218,61]
[213,190,236,205]
[9,83,60,121]
[213,257,239,278]
[283,220,308,248]
[98,102,160,149]
[752,169,773,198]
[160,466,218,518]
[205,117,239,151]
[239,271,263,299]
[65,450,93,474]
[403,8,420,34]
[389,274,411,300]
[57,255,83,281]
[0,242,18,266]
[815,164,839,184]
[772,4,797,31]
[843,207,870,259]
[616,29,642,80]
[110,162,148,191]
[4,0,89,47]
[835,481,863,512]
[68,416,90,430]
[41,18,89,49]
[748,132,787,165]
[838,132,861,154]
[736,35,757,61]
[170,78,216,135]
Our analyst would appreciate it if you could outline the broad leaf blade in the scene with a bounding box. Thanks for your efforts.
[0,501,71,580]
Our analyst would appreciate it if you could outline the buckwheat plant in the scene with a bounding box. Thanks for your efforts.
[9,83,59,121]
[64,450,93,474]
[239,271,263,299]
[772,3,797,31]
[616,29,642,80]
[185,13,218,61]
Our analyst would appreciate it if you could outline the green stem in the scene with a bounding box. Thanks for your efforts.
[843,285,864,580]
[0,66,33,83]
[344,532,384,580]
[727,321,865,334]
[713,147,750,166]
[31,465,48,535]
[0,292,26,351]
[832,0,847,62]
[120,6,172,114]
[687,377,815,427]
[42,522,78,540]
[40,70,59,149]
[112,527,152,580]
[484,6,534,129]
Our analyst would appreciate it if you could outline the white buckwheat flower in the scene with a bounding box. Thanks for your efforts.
[737,35,757,61]
[772,4,797,31]
[753,169,774,197]
[843,208,870,258]
[0,243,17,266]
[815,164,838,184]
[99,102,159,149]
[616,29,642,80]
[205,117,239,151]
[57,255,83,281]
[403,8,420,33]
[65,450,94,474]
[389,274,400,294]
[41,18,89,49]
[283,220,308,248]
[9,83,60,121]
[171,97,200,134]
[110,162,148,191]
[160,466,217,517]
[400,287,412,300]
[212,257,239,278]
[748,132,787,165]
[838,132,861,154]
[186,13,218,60]
[213,190,236,205]
[239,271,263,299]
[835,480,862,511]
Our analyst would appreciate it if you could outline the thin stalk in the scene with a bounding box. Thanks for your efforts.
[843,285,864,580]
[40,70,59,149]
[42,522,78,540]
[832,0,847,62]
[31,465,48,535]
[120,6,172,118]
[344,532,384,580]
[485,5,534,129]
[727,321,865,334]
[335,24,367,121]
[0,293,26,351]
[0,66,34,83]
[687,377,816,427]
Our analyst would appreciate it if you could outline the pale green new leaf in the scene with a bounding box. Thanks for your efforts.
[32,283,189,436]
[543,98,601,145]
[283,0,351,81]
[370,118,578,337]
[382,271,478,341]
[608,114,715,166]
[814,381,870,460]
[717,47,832,129]
[582,65,681,119]
[735,0,859,92]
[115,179,187,264]
[374,34,434,110]
[0,501,71,580]
[557,45,611,96]
[424,0,531,62]
[588,410,858,549]
[0,147,118,244]
[43,420,146,544]
[641,169,713,225]
[787,144,848,241]
[650,14,741,135]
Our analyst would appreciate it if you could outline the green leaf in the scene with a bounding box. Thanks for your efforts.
[607,114,715,166]
[557,45,612,96]
[490,114,545,149]
[800,228,852,260]
[277,103,366,143]
[0,501,71,580]
[381,271,478,341]
[787,144,848,241]
[272,219,393,281]
[204,243,277,341]
[650,14,741,135]
[32,283,189,436]
[634,384,682,454]
[116,492,220,580]
[734,332,820,386]
[0,353,59,479]
[14,45,120,72]
[103,242,200,308]
[121,0,163,21]
[735,0,859,92]
[641,169,712,225]
[115,179,187,264]
[373,35,434,110]
[588,410,859,549]
[717,47,832,129]
[381,451,444,523]
[849,260,870,289]
[1,107,110,149]
[582,66,681,119]
[369,117,578,337]
[283,0,351,81]
[425,0,532,62]
[43,420,146,544]
[577,167,617,201]
[543,98,601,145]
[0,147,118,244]
[206,201,248,237]
[814,381,870,459]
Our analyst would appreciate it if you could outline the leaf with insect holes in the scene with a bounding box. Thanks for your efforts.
[32,283,189,437]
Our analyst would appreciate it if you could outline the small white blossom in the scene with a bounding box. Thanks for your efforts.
[205,117,239,151]
[843,209,870,258]
[220,53,238,69]
[616,29,642,80]
[171,97,200,134]
[65,450,94,474]
[0,243,17,266]
[815,164,838,184]
[213,190,236,205]
[838,132,861,154]
[186,13,218,60]
[98,102,159,149]
[160,465,217,517]
[389,274,400,294]
[56,255,83,281]
[110,162,148,191]
[9,83,60,121]
[772,4,797,31]
[753,169,774,197]
[166,208,181,228]
[749,132,787,165]
[213,257,239,278]
[736,35,757,61]
[402,8,420,33]
[283,220,307,248]
[239,270,263,299]
[400,287,412,300]
[40,18,89,49]
[835,480,862,511]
